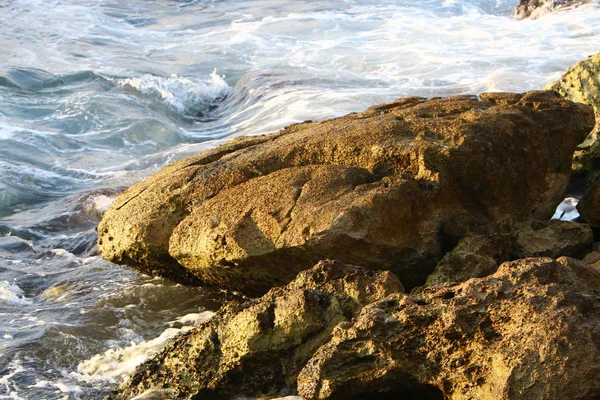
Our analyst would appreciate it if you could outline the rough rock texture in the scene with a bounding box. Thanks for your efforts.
[582,250,600,272]
[512,0,591,19]
[111,261,403,399]
[98,91,593,295]
[423,231,514,287]
[423,219,593,287]
[113,258,600,400]
[297,257,600,400]
[514,219,593,258]
[546,53,600,179]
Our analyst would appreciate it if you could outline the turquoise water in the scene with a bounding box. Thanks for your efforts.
[1,1,600,398]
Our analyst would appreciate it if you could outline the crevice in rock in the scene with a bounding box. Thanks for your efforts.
[114,185,149,211]
[438,226,462,257]
[592,226,600,243]
[278,178,311,238]
[350,383,444,400]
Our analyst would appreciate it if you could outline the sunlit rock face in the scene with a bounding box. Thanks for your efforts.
[98,91,593,295]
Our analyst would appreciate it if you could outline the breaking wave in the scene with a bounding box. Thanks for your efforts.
[117,70,231,117]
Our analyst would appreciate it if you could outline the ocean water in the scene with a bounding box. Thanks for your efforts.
[1,0,599,398]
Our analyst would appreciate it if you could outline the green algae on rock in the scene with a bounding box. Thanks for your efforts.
[98,91,594,295]
[112,258,600,400]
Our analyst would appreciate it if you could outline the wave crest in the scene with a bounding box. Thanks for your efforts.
[117,70,230,116]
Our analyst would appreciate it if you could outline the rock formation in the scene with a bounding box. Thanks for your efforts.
[298,257,600,400]
[98,91,594,295]
[578,179,600,225]
[424,219,593,286]
[110,261,403,399]
[113,258,600,400]
[546,53,600,182]
[512,0,591,19]
[546,53,600,224]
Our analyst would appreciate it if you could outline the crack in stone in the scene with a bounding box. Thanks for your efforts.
[277,178,311,242]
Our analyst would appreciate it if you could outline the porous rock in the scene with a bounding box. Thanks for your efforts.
[98,91,593,295]
[546,53,600,180]
[297,257,600,400]
[424,231,514,287]
[512,0,591,19]
[582,250,600,272]
[514,219,593,259]
[111,260,403,399]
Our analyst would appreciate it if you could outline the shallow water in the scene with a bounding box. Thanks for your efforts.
[1,0,600,398]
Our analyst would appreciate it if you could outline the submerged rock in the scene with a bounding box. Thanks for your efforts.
[298,257,600,400]
[98,91,593,295]
[512,0,591,19]
[111,261,402,399]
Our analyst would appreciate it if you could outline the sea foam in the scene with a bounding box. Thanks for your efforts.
[0,281,32,305]
[117,70,230,116]
[76,311,214,383]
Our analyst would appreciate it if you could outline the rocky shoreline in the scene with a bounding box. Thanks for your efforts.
[97,4,600,398]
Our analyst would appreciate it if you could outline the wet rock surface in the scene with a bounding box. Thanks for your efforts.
[98,91,593,295]
[114,258,600,400]
[512,0,591,19]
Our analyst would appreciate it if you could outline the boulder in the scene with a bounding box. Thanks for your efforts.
[512,0,591,19]
[424,231,514,287]
[110,261,403,399]
[545,53,600,181]
[113,257,600,400]
[297,257,600,400]
[98,91,593,295]
[582,250,600,272]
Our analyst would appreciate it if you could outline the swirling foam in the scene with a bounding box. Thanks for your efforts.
[0,281,32,305]
[76,311,215,383]
[117,70,230,116]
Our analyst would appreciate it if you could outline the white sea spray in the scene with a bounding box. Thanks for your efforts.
[0,281,32,305]
[117,70,231,115]
[76,311,215,383]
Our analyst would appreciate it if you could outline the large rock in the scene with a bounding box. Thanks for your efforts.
[98,91,593,295]
[110,261,403,399]
[298,257,600,400]
[512,0,591,19]
[546,53,600,179]
[113,257,600,399]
